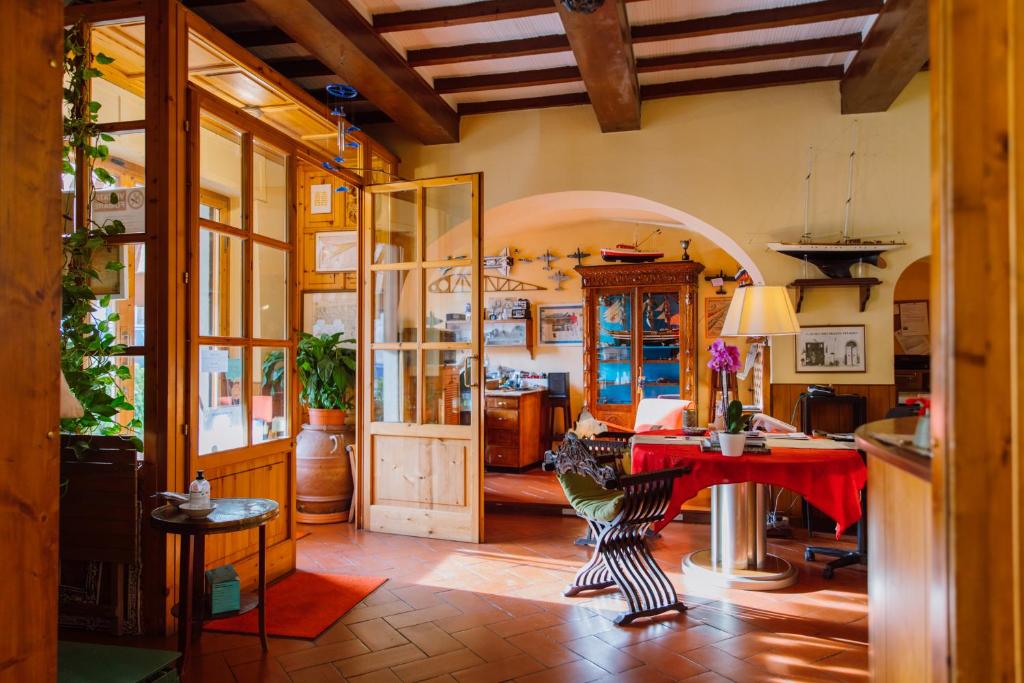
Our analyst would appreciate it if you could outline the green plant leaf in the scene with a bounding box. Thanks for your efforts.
[95,52,114,65]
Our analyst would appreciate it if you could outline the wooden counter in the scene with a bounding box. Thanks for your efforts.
[855,417,931,683]
[485,389,549,470]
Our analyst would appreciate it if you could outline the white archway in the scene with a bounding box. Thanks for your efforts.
[483,190,765,284]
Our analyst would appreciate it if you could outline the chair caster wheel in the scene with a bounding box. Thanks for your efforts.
[804,549,815,562]
[822,566,834,579]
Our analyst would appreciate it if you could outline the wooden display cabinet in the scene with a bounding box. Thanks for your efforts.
[576,261,704,428]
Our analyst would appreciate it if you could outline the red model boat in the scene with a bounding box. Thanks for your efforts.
[600,243,664,263]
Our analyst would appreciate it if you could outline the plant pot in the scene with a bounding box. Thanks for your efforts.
[296,423,354,524]
[308,407,347,427]
[719,432,747,457]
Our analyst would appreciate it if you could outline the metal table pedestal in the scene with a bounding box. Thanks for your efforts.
[683,483,797,590]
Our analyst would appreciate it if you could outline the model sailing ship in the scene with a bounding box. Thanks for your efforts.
[767,129,905,278]
[600,228,664,263]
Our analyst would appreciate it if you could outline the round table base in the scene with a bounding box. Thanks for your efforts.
[683,549,798,591]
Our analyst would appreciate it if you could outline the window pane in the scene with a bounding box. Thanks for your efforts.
[199,345,245,454]
[253,347,288,444]
[199,229,244,338]
[373,190,416,264]
[92,130,146,234]
[424,183,471,263]
[597,292,632,405]
[200,113,243,228]
[101,355,144,443]
[62,155,76,235]
[92,243,146,347]
[372,350,416,422]
[425,267,471,342]
[91,21,146,123]
[424,348,470,426]
[253,243,288,340]
[372,269,418,343]
[303,291,357,339]
[253,140,288,242]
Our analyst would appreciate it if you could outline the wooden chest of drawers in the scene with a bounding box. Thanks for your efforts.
[484,389,549,470]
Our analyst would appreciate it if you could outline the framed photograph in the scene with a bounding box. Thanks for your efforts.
[315,231,357,272]
[796,325,866,373]
[484,320,528,347]
[705,296,732,338]
[538,304,583,345]
[303,291,357,345]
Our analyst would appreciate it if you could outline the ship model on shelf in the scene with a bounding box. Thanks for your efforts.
[767,132,905,280]
[600,227,664,263]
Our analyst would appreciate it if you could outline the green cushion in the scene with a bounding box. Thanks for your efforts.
[557,471,624,522]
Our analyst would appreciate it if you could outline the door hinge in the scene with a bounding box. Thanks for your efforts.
[184,120,190,133]
[181,424,189,436]
[183,271,190,284]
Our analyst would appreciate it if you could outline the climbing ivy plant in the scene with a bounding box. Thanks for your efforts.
[61,24,142,449]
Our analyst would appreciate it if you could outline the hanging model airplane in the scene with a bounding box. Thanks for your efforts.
[539,250,558,271]
[549,271,571,290]
[569,248,591,266]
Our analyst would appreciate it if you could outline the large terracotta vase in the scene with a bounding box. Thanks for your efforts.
[296,409,354,524]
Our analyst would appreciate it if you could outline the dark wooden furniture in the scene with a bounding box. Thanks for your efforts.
[59,435,142,635]
[151,498,279,670]
[58,641,180,682]
[576,261,704,429]
[543,434,689,625]
[855,417,930,681]
[800,392,869,577]
[485,388,549,470]
[547,371,571,439]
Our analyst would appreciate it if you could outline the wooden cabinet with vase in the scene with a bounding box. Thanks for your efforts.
[576,261,704,428]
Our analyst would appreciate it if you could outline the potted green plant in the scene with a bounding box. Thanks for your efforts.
[719,400,748,457]
[296,332,356,426]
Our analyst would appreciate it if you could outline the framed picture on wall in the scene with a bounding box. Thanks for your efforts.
[303,291,357,345]
[315,231,357,272]
[538,304,584,345]
[704,296,732,338]
[796,325,867,373]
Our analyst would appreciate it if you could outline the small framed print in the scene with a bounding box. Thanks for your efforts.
[315,231,357,272]
[796,325,867,373]
[310,183,332,215]
[705,296,732,338]
[538,304,583,345]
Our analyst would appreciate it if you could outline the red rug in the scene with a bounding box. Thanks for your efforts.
[204,571,386,639]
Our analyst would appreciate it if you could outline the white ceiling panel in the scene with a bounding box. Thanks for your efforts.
[382,14,565,52]
[446,80,587,106]
[416,51,577,81]
[637,54,844,86]
[627,0,844,26]
[360,0,487,11]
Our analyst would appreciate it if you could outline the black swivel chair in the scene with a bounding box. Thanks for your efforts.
[548,372,571,440]
[801,393,868,579]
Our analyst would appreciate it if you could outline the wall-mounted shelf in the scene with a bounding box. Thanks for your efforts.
[484,318,534,359]
[789,277,881,313]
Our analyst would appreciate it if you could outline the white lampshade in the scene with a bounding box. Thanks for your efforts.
[720,286,800,337]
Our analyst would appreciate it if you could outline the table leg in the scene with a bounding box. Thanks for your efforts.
[177,534,192,670]
[258,524,268,651]
[191,533,206,642]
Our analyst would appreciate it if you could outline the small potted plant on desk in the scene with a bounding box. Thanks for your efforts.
[295,333,357,523]
[719,400,748,457]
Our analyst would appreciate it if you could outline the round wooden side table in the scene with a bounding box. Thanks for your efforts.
[151,498,279,670]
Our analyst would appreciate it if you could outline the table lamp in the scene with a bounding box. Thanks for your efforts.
[720,285,800,337]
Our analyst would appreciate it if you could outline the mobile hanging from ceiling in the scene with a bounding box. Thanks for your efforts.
[319,83,405,190]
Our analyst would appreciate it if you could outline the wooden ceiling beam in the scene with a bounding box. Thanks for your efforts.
[840,0,928,113]
[632,0,881,44]
[458,65,843,115]
[409,0,880,67]
[266,57,334,79]
[245,0,459,144]
[227,27,294,48]
[435,34,861,94]
[555,0,640,132]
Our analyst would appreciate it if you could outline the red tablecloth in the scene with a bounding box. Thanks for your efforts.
[632,431,867,537]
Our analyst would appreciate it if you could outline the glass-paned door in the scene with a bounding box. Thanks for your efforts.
[361,174,483,542]
[639,290,682,399]
[596,290,633,406]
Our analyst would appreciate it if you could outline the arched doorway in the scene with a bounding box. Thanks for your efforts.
[893,256,931,401]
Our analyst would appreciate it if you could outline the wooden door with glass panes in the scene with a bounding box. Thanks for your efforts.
[361,174,483,542]
[186,87,297,585]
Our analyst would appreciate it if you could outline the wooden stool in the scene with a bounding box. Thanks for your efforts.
[548,372,571,439]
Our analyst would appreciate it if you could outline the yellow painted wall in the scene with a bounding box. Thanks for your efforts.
[376,74,932,391]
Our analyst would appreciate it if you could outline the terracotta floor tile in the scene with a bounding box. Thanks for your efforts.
[231,656,293,682]
[288,663,347,682]
[513,658,608,683]
[347,669,403,683]
[451,653,547,683]
[182,653,236,683]
[678,671,733,683]
[434,607,514,633]
[650,624,734,653]
[451,625,524,662]
[278,639,370,672]
[505,631,582,668]
[621,640,707,680]
[534,615,616,643]
[399,622,465,656]
[390,648,486,682]
[385,604,462,630]
[591,619,681,649]
[743,651,837,682]
[350,618,412,651]
[222,637,315,667]
[344,600,416,625]
[564,634,644,674]
[316,620,359,645]
[593,664,677,683]
[813,648,869,682]
[392,585,447,610]
[714,631,847,663]
[335,643,428,678]
[683,644,778,683]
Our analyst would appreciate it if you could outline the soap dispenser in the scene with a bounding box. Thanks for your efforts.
[189,470,211,508]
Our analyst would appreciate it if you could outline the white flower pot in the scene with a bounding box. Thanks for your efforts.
[719,432,747,457]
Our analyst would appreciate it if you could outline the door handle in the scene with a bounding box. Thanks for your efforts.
[464,354,479,387]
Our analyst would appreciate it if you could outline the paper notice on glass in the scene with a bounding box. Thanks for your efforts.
[895,332,930,355]
[310,183,332,214]
[200,347,229,373]
[898,301,929,335]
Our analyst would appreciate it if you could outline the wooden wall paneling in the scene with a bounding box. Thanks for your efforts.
[931,0,1017,679]
[0,0,62,677]
[145,0,190,637]
[299,162,360,292]
[1011,0,1024,667]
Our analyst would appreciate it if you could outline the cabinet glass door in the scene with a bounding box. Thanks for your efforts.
[639,291,681,399]
[596,291,633,405]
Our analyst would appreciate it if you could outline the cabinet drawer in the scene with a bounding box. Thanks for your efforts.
[486,446,520,466]
[487,428,517,447]
[486,409,519,430]
[486,396,520,410]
